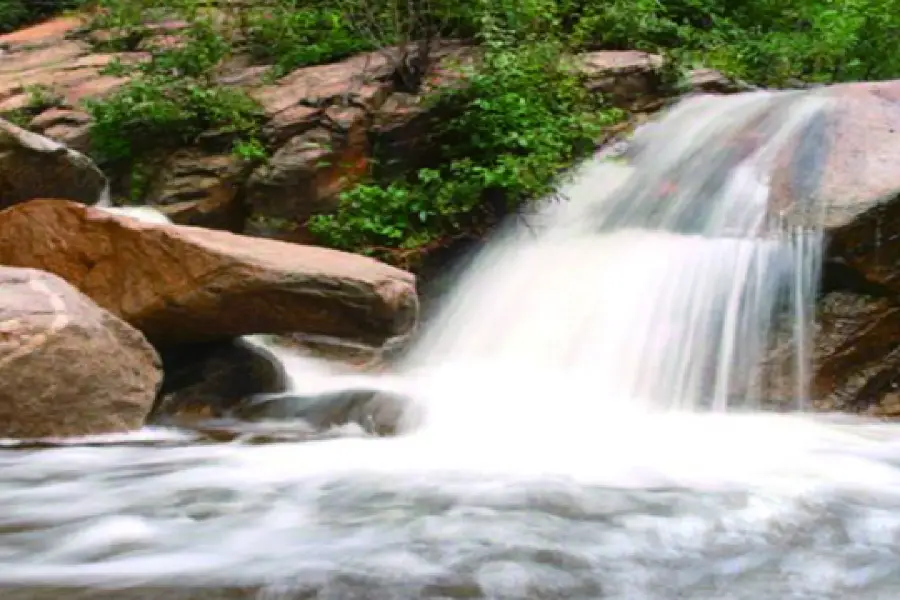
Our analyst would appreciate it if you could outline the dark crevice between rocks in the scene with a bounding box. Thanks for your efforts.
[150,337,288,420]
[820,257,900,299]
[149,336,417,439]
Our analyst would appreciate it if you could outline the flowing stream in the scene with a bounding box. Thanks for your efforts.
[5,90,900,599]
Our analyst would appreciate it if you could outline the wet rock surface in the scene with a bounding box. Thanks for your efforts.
[753,79,900,414]
[0,266,161,439]
[233,388,416,436]
[0,199,419,347]
[152,337,289,419]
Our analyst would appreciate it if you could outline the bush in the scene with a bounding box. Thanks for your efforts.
[564,0,900,86]
[308,4,624,263]
[242,2,376,76]
[83,3,265,166]
[86,76,263,162]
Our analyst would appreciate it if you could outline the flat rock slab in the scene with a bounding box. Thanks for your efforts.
[0,199,418,346]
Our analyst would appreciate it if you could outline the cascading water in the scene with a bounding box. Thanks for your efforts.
[405,91,827,429]
[6,90,900,599]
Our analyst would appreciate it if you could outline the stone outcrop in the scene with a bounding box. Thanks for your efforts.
[756,80,900,415]
[0,266,162,439]
[578,51,666,110]
[1,18,738,242]
[142,148,253,231]
[0,117,107,208]
[0,199,419,347]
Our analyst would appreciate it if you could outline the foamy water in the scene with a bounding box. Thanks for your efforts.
[3,90,900,598]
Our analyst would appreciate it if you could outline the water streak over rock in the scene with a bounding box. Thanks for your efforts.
[747,80,900,413]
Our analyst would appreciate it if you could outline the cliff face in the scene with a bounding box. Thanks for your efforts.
[0,17,736,246]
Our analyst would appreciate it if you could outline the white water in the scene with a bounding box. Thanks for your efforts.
[407,91,827,416]
[6,90,900,598]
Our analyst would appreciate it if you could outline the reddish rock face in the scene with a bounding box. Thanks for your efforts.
[0,16,83,46]
[0,38,138,112]
[1,15,700,239]
[0,199,419,347]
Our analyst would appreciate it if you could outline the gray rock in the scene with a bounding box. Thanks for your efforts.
[0,117,107,208]
[232,388,416,436]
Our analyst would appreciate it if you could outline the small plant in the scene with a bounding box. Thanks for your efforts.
[24,84,62,111]
[232,138,268,163]
[1,110,32,129]
[84,2,265,165]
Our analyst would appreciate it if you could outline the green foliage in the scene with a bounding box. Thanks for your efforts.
[309,0,900,260]
[0,84,63,131]
[1,110,31,129]
[308,4,624,260]
[241,2,375,76]
[86,76,262,162]
[564,0,900,86]
[84,2,265,165]
[23,0,899,259]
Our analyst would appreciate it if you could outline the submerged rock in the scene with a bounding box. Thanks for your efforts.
[233,389,417,436]
[0,266,161,439]
[152,336,289,419]
[0,198,419,346]
[0,117,106,208]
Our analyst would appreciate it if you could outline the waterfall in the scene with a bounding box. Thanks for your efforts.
[7,89,900,599]
[402,90,829,426]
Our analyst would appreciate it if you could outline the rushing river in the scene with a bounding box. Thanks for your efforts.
[4,411,900,599]
[4,89,898,599]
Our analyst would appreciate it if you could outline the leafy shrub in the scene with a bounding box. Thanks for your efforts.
[564,0,900,86]
[308,5,624,262]
[242,2,376,76]
[86,76,262,162]
[84,4,263,165]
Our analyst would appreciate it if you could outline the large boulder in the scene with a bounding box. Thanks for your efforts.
[0,118,107,208]
[0,199,418,346]
[757,80,900,413]
[0,266,161,439]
